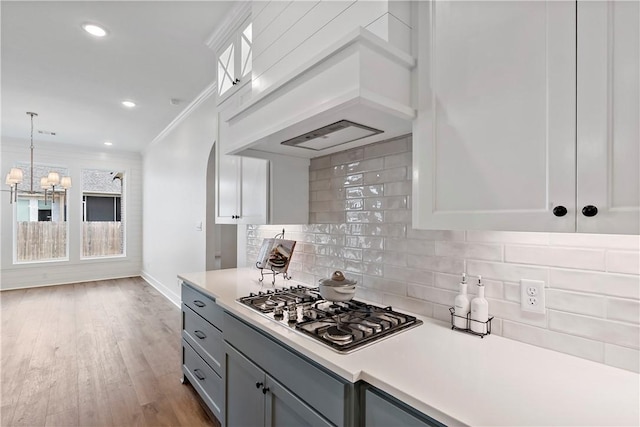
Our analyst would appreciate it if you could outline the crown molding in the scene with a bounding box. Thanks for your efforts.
[145,81,217,154]
[205,0,251,53]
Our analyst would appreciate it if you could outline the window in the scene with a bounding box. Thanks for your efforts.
[14,163,69,262]
[82,169,124,258]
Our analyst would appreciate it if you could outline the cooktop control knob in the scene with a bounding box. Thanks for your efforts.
[274,306,284,319]
[287,303,298,323]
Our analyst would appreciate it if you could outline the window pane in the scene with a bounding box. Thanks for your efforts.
[218,43,235,95]
[14,163,69,262]
[241,23,252,77]
[82,169,124,258]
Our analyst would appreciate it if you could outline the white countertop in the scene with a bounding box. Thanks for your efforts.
[179,268,640,427]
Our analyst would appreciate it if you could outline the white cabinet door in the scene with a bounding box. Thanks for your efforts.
[239,157,268,224]
[577,1,639,234]
[413,1,576,232]
[217,18,252,105]
[215,141,241,224]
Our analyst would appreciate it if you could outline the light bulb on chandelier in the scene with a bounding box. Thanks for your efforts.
[4,112,72,204]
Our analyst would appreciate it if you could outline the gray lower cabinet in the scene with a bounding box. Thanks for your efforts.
[362,386,446,427]
[224,312,356,427]
[181,283,225,424]
[226,344,332,427]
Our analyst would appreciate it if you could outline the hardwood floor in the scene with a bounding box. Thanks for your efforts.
[0,277,220,427]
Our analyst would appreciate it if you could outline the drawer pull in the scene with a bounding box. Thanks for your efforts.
[262,387,270,395]
[194,330,207,340]
[193,369,206,381]
[255,381,263,389]
[193,300,206,308]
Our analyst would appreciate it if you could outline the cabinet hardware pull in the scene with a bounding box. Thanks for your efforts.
[552,206,567,217]
[582,205,598,217]
[193,300,206,308]
[194,330,206,340]
[194,369,206,381]
[262,387,270,395]
[255,382,263,389]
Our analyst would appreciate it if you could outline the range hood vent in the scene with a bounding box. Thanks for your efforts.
[220,28,416,159]
[281,120,383,151]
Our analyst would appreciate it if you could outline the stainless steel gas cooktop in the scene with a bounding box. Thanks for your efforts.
[237,285,422,353]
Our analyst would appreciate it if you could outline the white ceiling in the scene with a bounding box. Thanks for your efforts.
[1,1,236,153]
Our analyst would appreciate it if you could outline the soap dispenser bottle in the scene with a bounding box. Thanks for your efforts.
[453,273,470,329]
[470,275,489,334]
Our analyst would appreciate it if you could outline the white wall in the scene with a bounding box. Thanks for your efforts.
[141,89,218,306]
[0,139,142,289]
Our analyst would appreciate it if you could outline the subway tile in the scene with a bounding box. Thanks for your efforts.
[383,210,412,224]
[407,229,465,241]
[606,298,640,324]
[345,185,384,199]
[502,321,604,363]
[313,189,344,202]
[315,256,345,270]
[314,212,346,223]
[382,251,408,267]
[330,224,347,234]
[607,251,640,275]
[405,239,436,256]
[385,237,407,252]
[314,165,345,179]
[382,294,433,317]
[362,276,407,296]
[309,155,331,170]
[505,245,606,271]
[309,170,317,181]
[345,236,384,250]
[466,278,503,299]
[433,303,452,323]
[504,282,521,303]
[384,152,412,168]
[342,248,363,261]
[407,284,456,306]
[549,269,640,299]
[407,255,464,274]
[466,230,550,245]
[363,250,384,264]
[302,264,330,277]
[486,299,547,327]
[342,173,364,187]
[364,196,408,210]
[384,265,433,286]
[347,223,365,235]
[548,311,639,349]
[355,287,384,304]
[550,233,640,250]
[362,262,383,277]
[344,260,364,274]
[331,148,363,166]
[315,234,345,246]
[363,167,408,184]
[546,289,606,318]
[346,211,384,223]
[363,137,409,159]
[361,224,407,237]
[435,241,503,261]
[346,158,385,174]
[345,199,364,211]
[604,344,640,373]
[310,179,331,191]
[310,200,344,212]
[467,260,548,283]
[383,181,412,197]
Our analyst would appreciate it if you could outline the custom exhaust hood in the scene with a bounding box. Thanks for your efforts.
[221,28,416,159]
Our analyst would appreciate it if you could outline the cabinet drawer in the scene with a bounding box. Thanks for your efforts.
[181,283,224,328]
[182,305,224,376]
[183,339,224,422]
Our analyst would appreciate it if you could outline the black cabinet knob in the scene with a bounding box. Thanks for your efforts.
[262,387,270,395]
[582,205,598,217]
[553,206,567,217]
[255,382,263,389]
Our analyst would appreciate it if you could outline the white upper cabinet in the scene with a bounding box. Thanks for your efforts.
[413,0,639,234]
[576,1,639,234]
[217,17,252,104]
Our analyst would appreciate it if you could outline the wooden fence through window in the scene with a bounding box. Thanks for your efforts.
[82,221,123,257]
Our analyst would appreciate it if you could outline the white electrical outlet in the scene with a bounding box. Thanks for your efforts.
[521,279,545,313]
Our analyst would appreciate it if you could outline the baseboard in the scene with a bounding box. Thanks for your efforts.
[141,271,181,308]
[0,274,138,291]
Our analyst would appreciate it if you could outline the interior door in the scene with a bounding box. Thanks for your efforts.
[576,1,640,234]
[413,1,576,231]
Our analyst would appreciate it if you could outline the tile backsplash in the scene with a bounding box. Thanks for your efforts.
[246,136,640,373]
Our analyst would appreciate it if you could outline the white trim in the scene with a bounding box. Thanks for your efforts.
[145,81,218,153]
[205,0,252,53]
[141,270,181,308]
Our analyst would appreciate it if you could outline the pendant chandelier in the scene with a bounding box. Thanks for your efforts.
[5,112,72,204]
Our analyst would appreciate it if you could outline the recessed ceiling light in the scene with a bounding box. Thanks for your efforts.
[82,23,108,37]
[121,100,136,108]
[104,141,113,146]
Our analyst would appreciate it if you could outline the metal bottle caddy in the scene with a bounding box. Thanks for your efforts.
[449,307,494,338]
